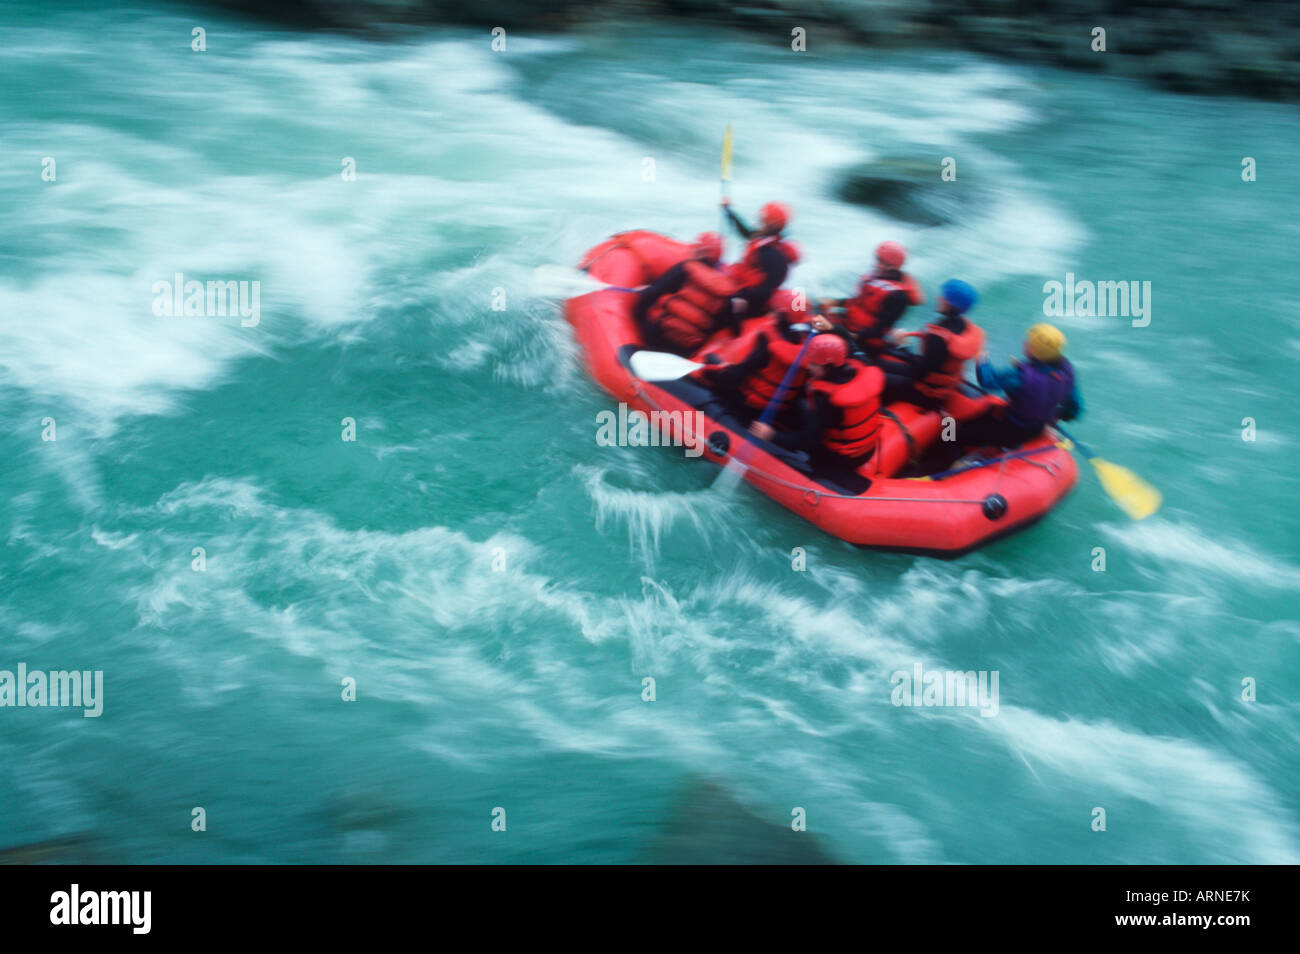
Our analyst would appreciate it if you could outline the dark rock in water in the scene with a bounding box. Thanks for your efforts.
[835,158,975,227]
[287,786,414,862]
[0,832,98,865]
[645,778,839,864]
[1141,49,1224,96]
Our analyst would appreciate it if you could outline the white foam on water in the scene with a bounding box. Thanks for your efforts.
[0,32,652,432]
[1088,594,1203,678]
[0,271,256,436]
[106,477,756,773]
[2,20,1088,444]
[790,56,1041,146]
[22,438,106,513]
[694,568,919,667]
[498,34,1084,301]
[89,526,138,550]
[985,708,1300,864]
[7,12,1290,865]
[1103,518,1300,592]
[1086,345,1177,389]
[579,463,738,570]
[21,466,1291,863]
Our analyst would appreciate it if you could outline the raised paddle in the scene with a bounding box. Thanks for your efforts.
[1054,425,1162,520]
[719,124,733,252]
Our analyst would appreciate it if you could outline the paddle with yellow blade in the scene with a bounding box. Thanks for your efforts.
[1054,425,1162,520]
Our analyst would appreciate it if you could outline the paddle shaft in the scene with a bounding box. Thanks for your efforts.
[757,331,815,427]
[716,330,815,482]
[719,125,733,254]
[1052,424,1093,458]
[927,442,1060,480]
[719,183,729,248]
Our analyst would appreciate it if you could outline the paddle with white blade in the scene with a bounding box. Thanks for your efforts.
[628,325,811,385]
[529,265,642,299]
[628,350,705,382]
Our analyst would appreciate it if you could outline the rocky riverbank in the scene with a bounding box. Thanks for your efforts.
[204,0,1300,103]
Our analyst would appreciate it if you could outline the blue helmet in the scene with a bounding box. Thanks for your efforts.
[939,279,977,314]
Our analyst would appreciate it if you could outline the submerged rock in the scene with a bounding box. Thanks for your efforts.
[835,158,977,227]
[645,778,840,864]
[0,832,99,864]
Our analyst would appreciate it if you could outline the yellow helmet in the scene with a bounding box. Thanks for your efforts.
[1025,323,1066,362]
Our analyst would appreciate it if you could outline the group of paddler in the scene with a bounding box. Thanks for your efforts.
[632,199,1083,477]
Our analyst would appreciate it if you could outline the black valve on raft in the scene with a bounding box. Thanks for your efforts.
[982,494,1008,521]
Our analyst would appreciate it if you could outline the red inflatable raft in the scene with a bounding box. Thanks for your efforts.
[564,231,1077,556]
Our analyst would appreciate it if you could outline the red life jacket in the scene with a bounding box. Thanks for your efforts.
[914,319,984,401]
[728,235,801,289]
[647,259,737,352]
[843,272,924,344]
[808,361,885,459]
[738,319,807,415]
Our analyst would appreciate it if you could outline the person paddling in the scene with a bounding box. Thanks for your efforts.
[699,289,811,428]
[958,322,1083,448]
[720,198,800,317]
[633,231,737,355]
[820,241,924,357]
[748,333,885,472]
[883,279,983,411]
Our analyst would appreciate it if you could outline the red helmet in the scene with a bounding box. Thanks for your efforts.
[693,231,723,264]
[875,240,906,268]
[759,201,790,232]
[806,334,848,366]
